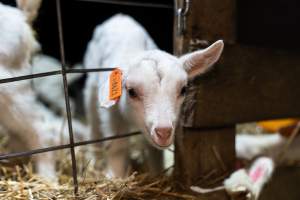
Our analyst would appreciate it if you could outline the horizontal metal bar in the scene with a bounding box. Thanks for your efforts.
[66,68,115,73]
[0,132,140,161]
[75,131,140,146]
[0,70,62,84]
[76,0,173,9]
[0,67,115,84]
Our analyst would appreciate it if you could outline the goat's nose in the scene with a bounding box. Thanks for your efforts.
[154,127,172,140]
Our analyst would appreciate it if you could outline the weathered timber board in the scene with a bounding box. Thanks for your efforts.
[185,0,236,44]
[174,0,236,55]
[174,126,235,199]
[184,44,300,128]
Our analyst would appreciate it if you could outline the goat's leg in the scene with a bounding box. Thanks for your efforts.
[0,93,56,179]
[85,84,104,168]
[86,84,131,177]
[99,110,132,178]
[105,138,130,178]
[35,152,57,181]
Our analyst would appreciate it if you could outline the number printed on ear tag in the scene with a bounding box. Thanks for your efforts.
[109,68,122,100]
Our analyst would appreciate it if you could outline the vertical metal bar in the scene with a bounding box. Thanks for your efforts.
[55,0,79,195]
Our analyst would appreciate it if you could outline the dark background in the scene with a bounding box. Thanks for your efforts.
[237,0,300,50]
[1,0,174,65]
[2,0,300,64]
[37,0,174,65]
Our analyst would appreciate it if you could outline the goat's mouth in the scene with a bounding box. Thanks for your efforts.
[151,133,173,149]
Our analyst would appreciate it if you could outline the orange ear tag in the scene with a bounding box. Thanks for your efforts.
[109,68,122,100]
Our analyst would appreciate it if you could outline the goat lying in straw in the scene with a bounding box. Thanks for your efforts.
[0,0,86,180]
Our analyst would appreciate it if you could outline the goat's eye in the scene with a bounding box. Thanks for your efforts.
[180,86,187,96]
[127,88,138,98]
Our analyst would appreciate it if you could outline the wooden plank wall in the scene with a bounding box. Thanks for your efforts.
[189,45,300,128]
[174,0,300,199]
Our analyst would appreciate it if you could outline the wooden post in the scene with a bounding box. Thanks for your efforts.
[173,0,236,199]
[174,82,235,200]
[174,126,235,199]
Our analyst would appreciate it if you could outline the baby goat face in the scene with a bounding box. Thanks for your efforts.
[124,40,224,149]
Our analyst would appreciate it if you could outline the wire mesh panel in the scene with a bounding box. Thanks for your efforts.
[0,0,173,195]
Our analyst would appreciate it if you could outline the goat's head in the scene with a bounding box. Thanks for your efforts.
[124,40,224,149]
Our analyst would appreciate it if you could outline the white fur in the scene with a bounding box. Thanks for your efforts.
[236,134,285,160]
[228,132,300,199]
[84,14,223,177]
[192,157,275,199]
[236,133,300,163]
[0,2,39,70]
[0,2,87,180]
[224,157,274,200]
[31,54,83,114]
[16,0,42,23]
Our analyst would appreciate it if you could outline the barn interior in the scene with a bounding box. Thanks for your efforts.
[0,0,299,199]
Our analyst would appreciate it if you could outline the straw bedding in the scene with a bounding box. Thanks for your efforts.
[0,164,199,200]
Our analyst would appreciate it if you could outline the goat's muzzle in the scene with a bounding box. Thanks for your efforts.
[152,127,173,147]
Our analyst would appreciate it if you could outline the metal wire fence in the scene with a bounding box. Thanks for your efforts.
[0,0,173,195]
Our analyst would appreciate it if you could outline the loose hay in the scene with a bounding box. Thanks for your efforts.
[0,143,199,200]
[0,165,199,200]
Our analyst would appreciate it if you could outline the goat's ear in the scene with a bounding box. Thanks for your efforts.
[17,0,42,24]
[180,40,224,79]
[248,157,274,184]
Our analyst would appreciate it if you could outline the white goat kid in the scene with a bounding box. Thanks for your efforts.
[84,14,223,178]
[0,1,86,180]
